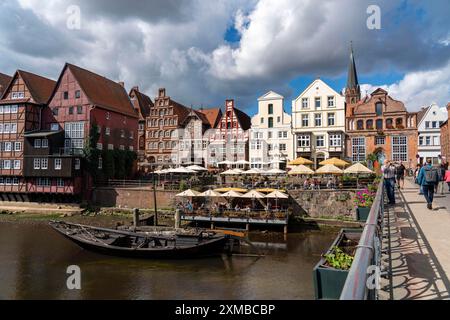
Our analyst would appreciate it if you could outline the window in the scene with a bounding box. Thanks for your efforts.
[98,157,103,169]
[10,105,18,113]
[54,158,62,170]
[14,142,22,151]
[77,106,83,114]
[278,131,288,138]
[366,119,374,130]
[396,118,403,128]
[4,142,12,151]
[327,113,335,126]
[57,178,64,187]
[130,131,134,139]
[315,97,321,109]
[34,159,40,169]
[376,119,383,130]
[268,131,272,139]
[12,178,19,185]
[392,136,407,161]
[302,98,308,109]
[419,136,423,146]
[96,143,103,150]
[302,114,309,127]
[129,146,134,151]
[375,102,382,116]
[41,158,48,169]
[37,178,51,187]
[433,136,439,146]
[279,144,286,151]
[75,90,81,99]
[375,136,385,145]
[356,120,364,130]
[41,139,48,148]
[327,96,335,107]
[432,121,437,129]
[51,123,59,131]
[119,145,125,151]
[69,106,74,115]
[11,92,25,99]
[425,136,431,145]
[52,108,59,116]
[63,91,69,100]
[106,112,111,120]
[386,118,393,129]
[316,135,324,147]
[3,160,11,169]
[315,114,322,127]
[268,117,273,128]
[108,144,113,150]
[268,104,273,114]
[10,123,17,133]
[120,130,125,138]
[13,160,21,170]
[105,127,110,136]
[352,137,366,162]
[138,123,144,131]
[34,139,42,148]
[329,134,341,147]
[75,158,81,170]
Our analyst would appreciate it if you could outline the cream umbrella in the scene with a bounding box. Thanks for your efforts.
[319,157,350,168]
[265,190,289,211]
[344,162,374,187]
[264,168,286,175]
[200,189,223,197]
[186,165,208,171]
[221,190,244,198]
[233,168,244,173]
[315,164,343,175]
[169,167,196,174]
[176,189,201,197]
[288,165,314,175]
[241,190,266,210]
[243,169,262,175]
[220,169,240,175]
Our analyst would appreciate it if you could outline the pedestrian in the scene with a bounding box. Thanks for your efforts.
[437,163,447,195]
[381,159,396,205]
[417,159,440,210]
[396,161,406,189]
[445,167,450,192]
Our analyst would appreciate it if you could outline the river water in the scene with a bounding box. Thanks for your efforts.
[0,222,337,299]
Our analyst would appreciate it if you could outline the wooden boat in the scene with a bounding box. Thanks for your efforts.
[49,221,230,259]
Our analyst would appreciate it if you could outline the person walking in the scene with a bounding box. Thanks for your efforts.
[445,167,450,192]
[437,163,447,195]
[396,161,406,190]
[417,159,440,210]
[381,159,396,205]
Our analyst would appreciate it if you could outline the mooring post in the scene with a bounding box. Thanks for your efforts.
[133,208,140,228]
[175,209,181,229]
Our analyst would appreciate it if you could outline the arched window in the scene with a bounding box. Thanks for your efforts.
[396,118,403,128]
[375,102,383,116]
[357,120,364,130]
[376,119,383,130]
[159,119,163,127]
[386,118,393,129]
[158,142,163,149]
[165,131,170,137]
[164,119,168,126]
[366,119,374,130]
[165,141,170,148]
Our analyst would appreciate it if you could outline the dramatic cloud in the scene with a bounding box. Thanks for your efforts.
[1,0,449,112]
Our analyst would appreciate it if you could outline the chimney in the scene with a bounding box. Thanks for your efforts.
[118,81,125,88]
[159,88,166,98]
[132,86,139,92]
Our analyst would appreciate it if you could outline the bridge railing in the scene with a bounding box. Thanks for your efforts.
[340,178,385,300]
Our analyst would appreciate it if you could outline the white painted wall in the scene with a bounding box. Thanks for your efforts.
[417,104,448,164]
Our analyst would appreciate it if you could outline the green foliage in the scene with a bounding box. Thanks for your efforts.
[83,124,101,181]
[324,246,354,270]
[179,180,188,191]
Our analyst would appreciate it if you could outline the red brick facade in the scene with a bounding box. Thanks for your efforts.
[441,103,450,163]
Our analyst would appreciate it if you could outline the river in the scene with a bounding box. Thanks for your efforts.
[0,222,337,299]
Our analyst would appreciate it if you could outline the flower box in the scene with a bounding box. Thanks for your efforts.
[313,228,362,300]
[356,206,371,221]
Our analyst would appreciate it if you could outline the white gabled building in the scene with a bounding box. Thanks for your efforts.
[249,91,294,169]
[292,79,346,168]
[417,103,448,165]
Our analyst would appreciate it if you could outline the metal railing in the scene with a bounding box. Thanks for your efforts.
[340,178,385,300]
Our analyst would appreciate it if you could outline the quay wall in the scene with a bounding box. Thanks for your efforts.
[288,189,358,220]
[91,187,178,209]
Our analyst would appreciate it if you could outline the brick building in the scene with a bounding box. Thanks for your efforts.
[0,72,12,96]
[0,70,56,200]
[345,48,418,168]
[144,88,190,166]
[440,103,450,164]
[208,99,251,167]
[129,86,153,164]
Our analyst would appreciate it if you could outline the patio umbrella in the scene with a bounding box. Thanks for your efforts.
[169,167,197,174]
[288,157,313,166]
[241,190,266,210]
[200,189,223,197]
[220,169,240,175]
[315,164,343,175]
[186,165,208,171]
[218,160,234,165]
[265,190,289,212]
[221,190,244,198]
[243,169,262,175]
[288,165,314,175]
[214,187,248,193]
[233,168,244,173]
[176,189,201,197]
[319,157,349,168]
[264,168,286,175]
[235,160,250,165]
[344,163,374,187]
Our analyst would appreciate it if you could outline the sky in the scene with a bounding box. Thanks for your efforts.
[1,0,449,115]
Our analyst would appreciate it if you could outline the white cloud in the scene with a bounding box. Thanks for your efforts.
[360,60,450,112]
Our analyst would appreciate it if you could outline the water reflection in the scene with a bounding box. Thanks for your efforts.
[0,222,336,299]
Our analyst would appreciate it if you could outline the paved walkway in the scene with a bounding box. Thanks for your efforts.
[380,178,450,300]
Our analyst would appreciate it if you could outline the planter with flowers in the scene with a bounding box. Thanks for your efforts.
[354,189,375,221]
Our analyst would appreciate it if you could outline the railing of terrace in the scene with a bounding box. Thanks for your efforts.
[340,178,386,300]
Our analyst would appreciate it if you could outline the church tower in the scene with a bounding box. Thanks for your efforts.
[345,43,361,116]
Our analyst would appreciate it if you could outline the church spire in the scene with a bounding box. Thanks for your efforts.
[345,41,361,105]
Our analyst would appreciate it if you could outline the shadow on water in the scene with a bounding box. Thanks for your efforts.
[0,222,337,300]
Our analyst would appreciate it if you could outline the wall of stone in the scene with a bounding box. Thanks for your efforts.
[288,189,358,219]
[91,187,178,209]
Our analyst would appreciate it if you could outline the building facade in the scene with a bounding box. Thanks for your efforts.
[250,91,294,169]
[292,79,346,168]
[144,88,190,166]
[440,103,450,164]
[0,70,56,199]
[0,72,12,97]
[416,104,448,165]
[208,99,251,167]
[129,86,153,163]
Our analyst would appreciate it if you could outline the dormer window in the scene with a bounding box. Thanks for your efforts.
[106,112,111,120]
[11,92,25,99]
[375,102,382,116]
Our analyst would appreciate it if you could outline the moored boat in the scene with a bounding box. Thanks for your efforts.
[49,221,230,259]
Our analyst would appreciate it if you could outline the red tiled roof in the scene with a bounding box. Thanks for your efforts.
[18,70,56,104]
[234,107,251,130]
[65,63,138,118]
[416,106,429,125]
[0,72,12,97]
[130,87,153,120]
[198,108,222,128]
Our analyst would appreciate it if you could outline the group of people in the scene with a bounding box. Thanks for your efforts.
[383,158,450,210]
[302,177,338,190]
